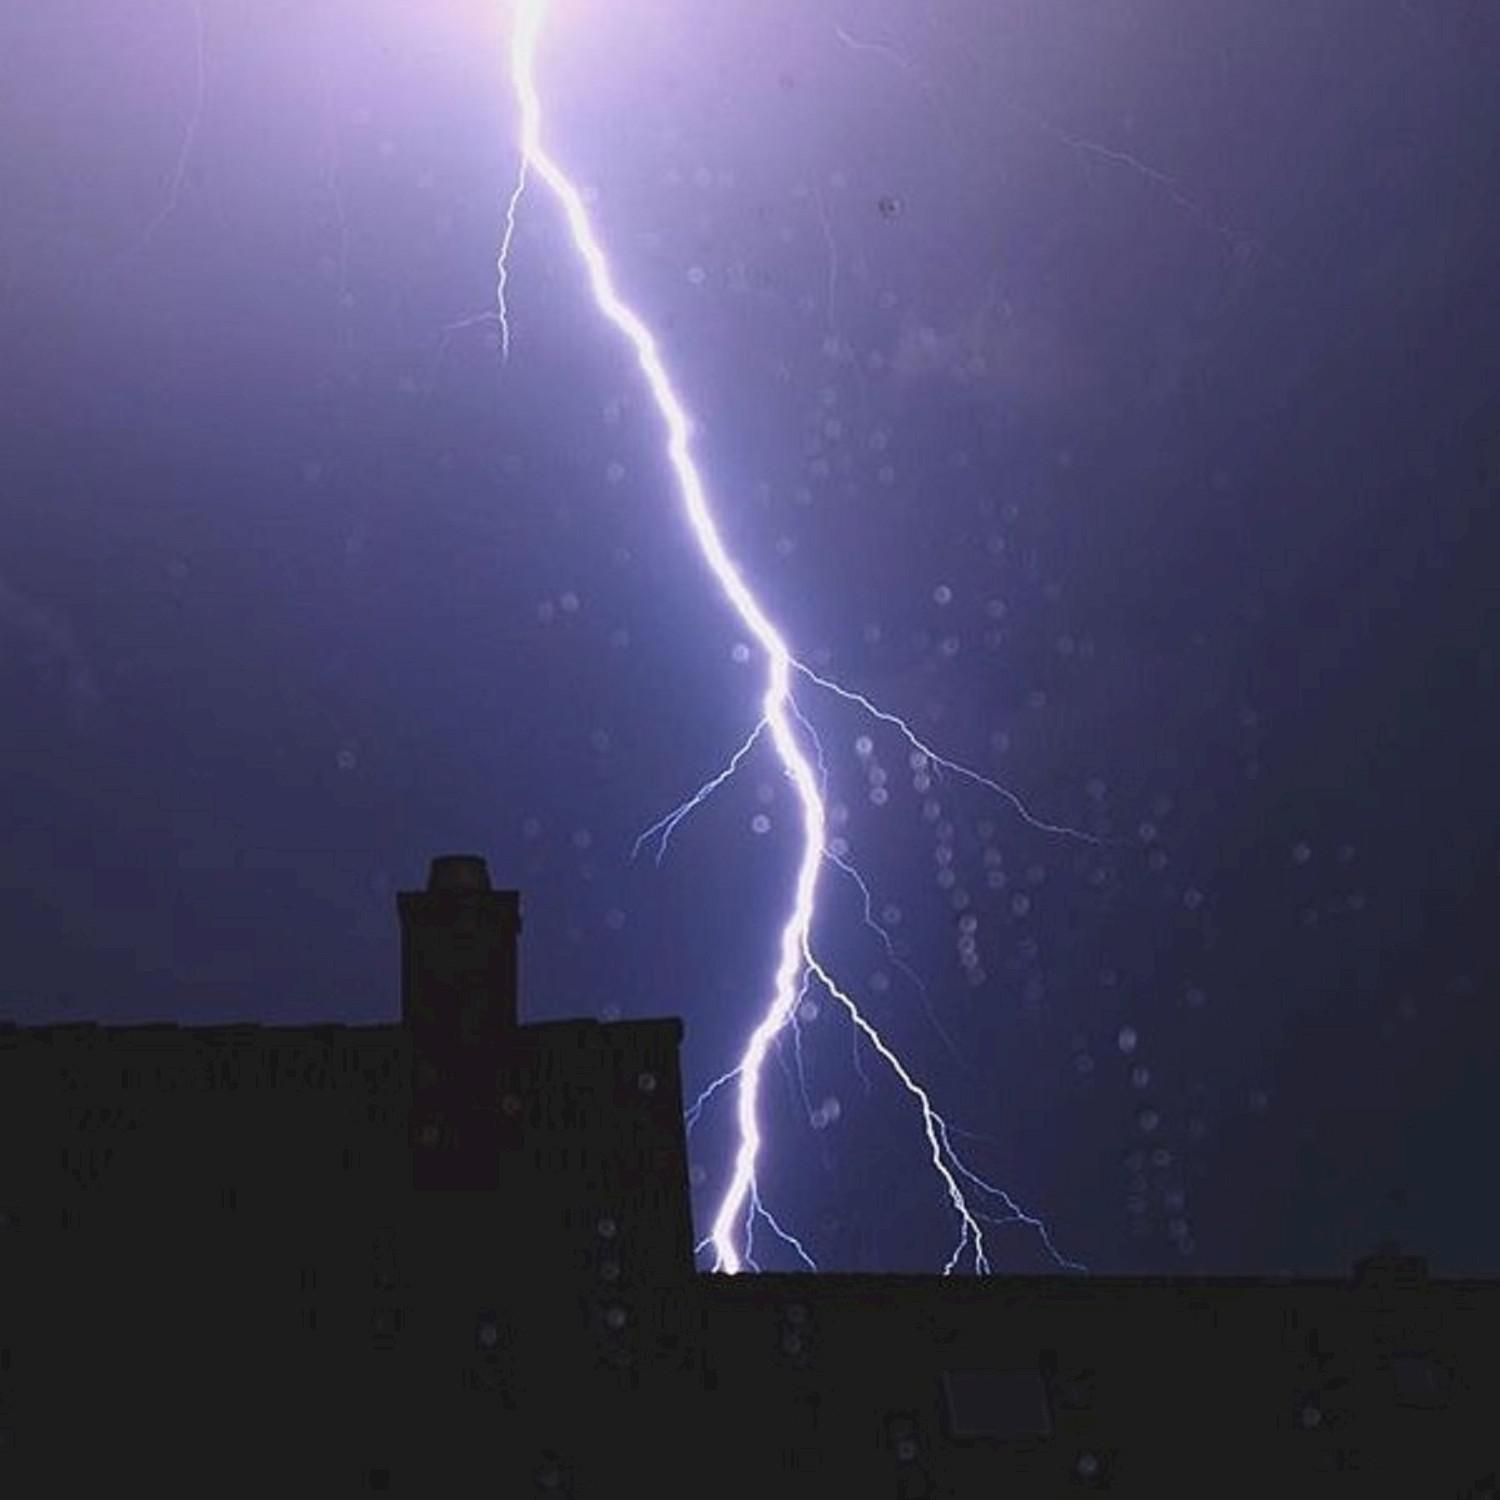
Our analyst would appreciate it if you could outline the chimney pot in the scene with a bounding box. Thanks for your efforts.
[428,855,492,893]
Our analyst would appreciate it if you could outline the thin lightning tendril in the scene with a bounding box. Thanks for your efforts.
[495,153,530,360]
[426,148,530,398]
[632,718,768,865]
[510,0,1081,1276]
[795,662,1102,846]
[783,982,817,1124]
[804,949,989,1275]
[685,1062,741,1137]
[824,846,968,1070]
[833,18,1256,258]
[748,1184,821,1272]
[133,0,206,252]
[787,694,828,799]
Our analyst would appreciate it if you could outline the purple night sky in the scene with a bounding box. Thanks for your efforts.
[1,0,1497,1275]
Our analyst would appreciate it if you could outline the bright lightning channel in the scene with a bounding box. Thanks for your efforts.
[508,0,1084,1276]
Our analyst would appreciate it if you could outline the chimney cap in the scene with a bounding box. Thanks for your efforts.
[427,855,492,893]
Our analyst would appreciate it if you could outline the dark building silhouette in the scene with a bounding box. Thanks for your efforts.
[1,854,1496,1494]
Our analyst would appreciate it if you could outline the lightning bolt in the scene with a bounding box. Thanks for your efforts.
[508,0,1085,1276]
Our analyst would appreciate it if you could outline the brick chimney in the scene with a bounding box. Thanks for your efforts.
[398,855,520,1189]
